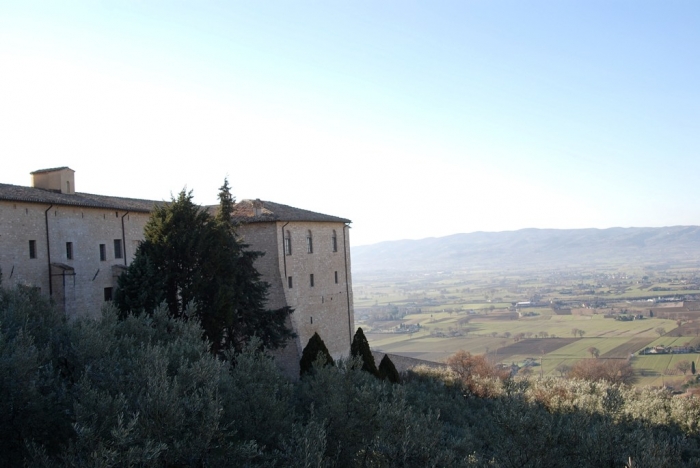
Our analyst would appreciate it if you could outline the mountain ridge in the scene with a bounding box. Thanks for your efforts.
[351,226,700,273]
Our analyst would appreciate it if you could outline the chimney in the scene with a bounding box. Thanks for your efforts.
[253,199,263,217]
[31,167,75,194]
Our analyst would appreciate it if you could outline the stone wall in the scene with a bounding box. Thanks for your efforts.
[237,220,355,373]
[0,201,150,318]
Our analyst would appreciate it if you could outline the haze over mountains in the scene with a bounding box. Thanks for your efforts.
[352,226,700,273]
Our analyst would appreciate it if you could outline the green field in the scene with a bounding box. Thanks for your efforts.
[367,313,679,370]
[356,265,700,388]
[361,300,693,384]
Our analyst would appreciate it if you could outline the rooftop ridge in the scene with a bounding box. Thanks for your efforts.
[229,199,351,224]
[0,182,161,212]
[0,183,351,223]
[30,166,72,174]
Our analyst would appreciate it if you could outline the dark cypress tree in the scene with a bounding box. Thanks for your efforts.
[692,360,696,375]
[115,182,294,356]
[351,327,378,376]
[378,354,401,384]
[299,332,334,377]
[116,190,206,320]
[114,246,164,318]
[198,179,295,355]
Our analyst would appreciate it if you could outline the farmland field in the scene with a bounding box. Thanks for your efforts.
[601,338,655,358]
[355,265,700,389]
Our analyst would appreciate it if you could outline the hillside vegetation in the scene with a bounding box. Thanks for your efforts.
[5,285,700,467]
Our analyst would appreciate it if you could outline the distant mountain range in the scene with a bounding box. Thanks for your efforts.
[351,226,700,273]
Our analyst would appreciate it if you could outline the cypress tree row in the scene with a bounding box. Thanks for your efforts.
[299,332,334,376]
[350,327,378,376]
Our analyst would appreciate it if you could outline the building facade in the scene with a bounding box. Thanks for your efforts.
[0,168,354,375]
[230,200,354,372]
[0,168,154,317]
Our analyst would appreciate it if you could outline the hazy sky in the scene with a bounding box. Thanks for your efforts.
[1,2,699,246]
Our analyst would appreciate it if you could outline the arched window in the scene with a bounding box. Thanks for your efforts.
[332,230,338,252]
[284,230,292,255]
[306,230,313,253]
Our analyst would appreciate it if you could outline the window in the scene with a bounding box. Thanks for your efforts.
[114,239,123,259]
[104,287,113,301]
[310,274,314,287]
[332,230,338,252]
[334,271,339,284]
[288,276,293,289]
[29,240,36,259]
[306,230,313,253]
[284,230,292,255]
[310,317,313,324]
[66,242,73,260]
[99,244,106,261]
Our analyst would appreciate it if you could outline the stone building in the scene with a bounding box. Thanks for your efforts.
[230,199,354,372]
[0,167,354,374]
[0,167,154,316]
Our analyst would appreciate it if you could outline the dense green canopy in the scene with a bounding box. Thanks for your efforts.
[5,284,700,467]
[115,180,294,355]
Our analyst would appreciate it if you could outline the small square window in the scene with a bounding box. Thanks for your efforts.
[66,242,73,260]
[310,274,314,287]
[104,287,113,301]
[288,276,293,289]
[334,271,338,284]
[114,239,123,259]
[29,240,37,259]
[99,244,106,261]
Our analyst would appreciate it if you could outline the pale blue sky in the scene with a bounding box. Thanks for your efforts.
[1,2,699,245]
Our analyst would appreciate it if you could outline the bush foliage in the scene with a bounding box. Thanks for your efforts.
[5,285,700,467]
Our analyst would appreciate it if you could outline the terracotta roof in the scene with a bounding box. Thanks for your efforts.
[0,183,160,212]
[228,199,351,224]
